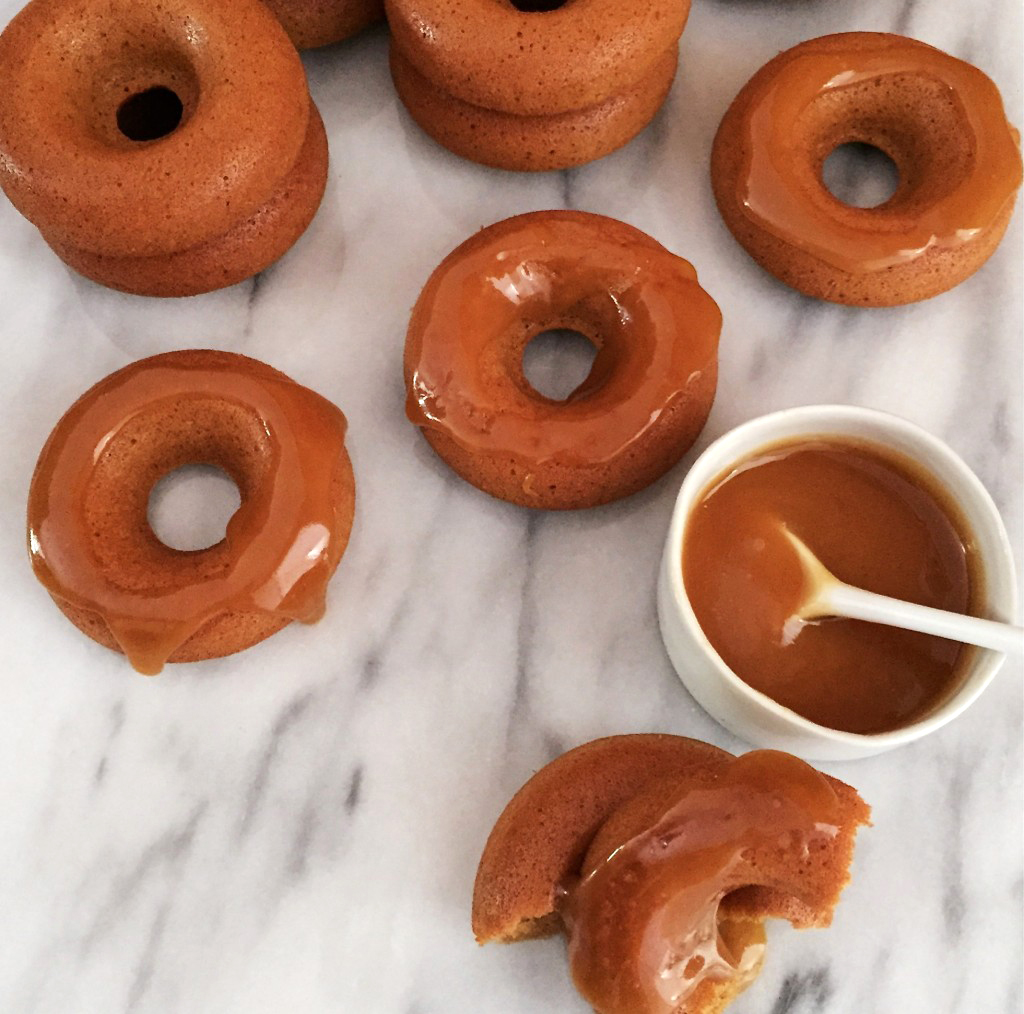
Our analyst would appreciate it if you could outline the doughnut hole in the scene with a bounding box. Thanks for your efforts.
[88,52,201,148]
[82,399,273,591]
[508,0,568,11]
[796,73,975,220]
[522,328,598,401]
[148,464,242,551]
[822,143,899,208]
[117,86,184,141]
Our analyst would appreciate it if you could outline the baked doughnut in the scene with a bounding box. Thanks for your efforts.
[27,351,356,675]
[0,0,327,296]
[404,212,721,509]
[385,0,687,116]
[711,32,1023,306]
[390,45,678,172]
[261,0,383,49]
[473,735,870,1014]
[386,0,689,169]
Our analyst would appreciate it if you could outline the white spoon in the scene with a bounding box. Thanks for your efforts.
[781,527,1023,656]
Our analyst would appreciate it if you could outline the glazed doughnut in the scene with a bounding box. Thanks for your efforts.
[0,0,327,295]
[27,351,356,675]
[385,0,688,117]
[261,0,383,49]
[473,735,870,1014]
[712,32,1023,306]
[404,212,721,510]
[390,45,678,172]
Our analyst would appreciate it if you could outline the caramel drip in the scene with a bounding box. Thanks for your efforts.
[739,41,1023,271]
[682,438,975,733]
[563,752,840,1014]
[27,352,350,675]
[406,216,720,468]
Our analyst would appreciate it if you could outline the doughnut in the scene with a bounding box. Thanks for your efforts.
[386,0,688,169]
[27,351,356,675]
[404,212,721,510]
[472,735,870,1014]
[711,32,1023,306]
[0,0,327,296]
[261,0,383,49]
[385,0,688,117]
[389,45,678,172]
[43,109,329,298]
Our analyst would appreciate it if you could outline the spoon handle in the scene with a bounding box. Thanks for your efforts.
[823,584,1023,656]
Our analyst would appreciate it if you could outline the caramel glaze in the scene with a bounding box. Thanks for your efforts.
[405,213,721,470]
[562,751,841,1014]
[27,351,352,675]
[684,439,975,733]
[737,34,1022,272]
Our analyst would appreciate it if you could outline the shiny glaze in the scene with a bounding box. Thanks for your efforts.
[405,213,721,469]
[683,438,975,733]
[738,36,1023,272]
[563,751,840,1014]
[27,351,350,675]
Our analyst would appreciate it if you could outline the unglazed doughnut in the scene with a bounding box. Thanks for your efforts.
[385,0,687,116]
[27,351,355,675]
[473,735,870,1014]
[711,32,1023,306]
[389,46,678,172]
[386,0,689,169]
[261,0,383,48]
[0,0,327,296]
[404,212,721,509]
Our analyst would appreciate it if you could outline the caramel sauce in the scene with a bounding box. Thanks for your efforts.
[405,214,720,471]
[27,352,350,675]
[563,751,840,1014]
[738,40,1023,271]
[683,438,976,733]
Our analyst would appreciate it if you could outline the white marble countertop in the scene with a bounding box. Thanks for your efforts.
[0,0,1021,1011]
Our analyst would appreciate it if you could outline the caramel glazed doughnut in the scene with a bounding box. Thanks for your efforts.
[0,0,329,297]
[404,212,722,509]
[711,32,1023,307]
[473,735,871,1014]
[385,0,690,170]
[27,351,356,676]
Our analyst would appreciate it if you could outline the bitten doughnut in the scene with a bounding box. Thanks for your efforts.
[473,735,870,1014]
[404,212,721,509]
[711,32,1023,306]
[389,46,678,172]
[261,0,383,49]
[27,351,356,675]
[0,0,328,296]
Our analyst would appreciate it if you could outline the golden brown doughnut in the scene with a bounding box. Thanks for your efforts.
[473,735,870,1014]
[404,212,721,510]
[261,0,383,49]
[43,108,329,298]
[385,0,688,116]
[711,32,1023,306]
[0,0,327,295]
[390,44,677,172]
[27,351,356,675]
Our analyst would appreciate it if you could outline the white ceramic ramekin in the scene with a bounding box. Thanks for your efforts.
[657,405,1018,761]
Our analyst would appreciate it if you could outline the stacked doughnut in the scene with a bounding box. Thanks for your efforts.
[0,0,328,297]
[262,0,383,49]
[385,0,692,170]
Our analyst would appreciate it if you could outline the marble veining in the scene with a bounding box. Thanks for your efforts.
[0,0,1020,1011]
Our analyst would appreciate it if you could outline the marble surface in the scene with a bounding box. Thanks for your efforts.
[0,0,1021,1011]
